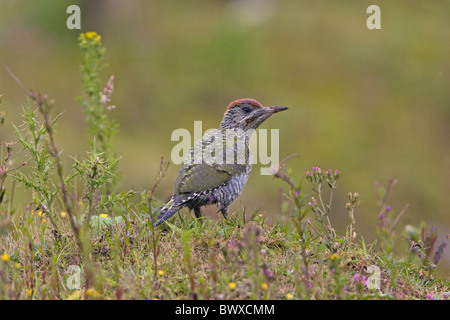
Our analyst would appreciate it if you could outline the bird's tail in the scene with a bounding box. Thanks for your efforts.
[155,196,182,226]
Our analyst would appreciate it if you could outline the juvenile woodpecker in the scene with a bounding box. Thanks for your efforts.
[155,98,287,225]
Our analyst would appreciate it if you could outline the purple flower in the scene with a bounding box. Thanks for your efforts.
[353,273,361,282]
[386,206,391,212]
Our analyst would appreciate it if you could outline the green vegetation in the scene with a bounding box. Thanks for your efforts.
[1,1,449,299]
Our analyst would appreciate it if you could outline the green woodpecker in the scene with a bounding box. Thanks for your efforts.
[156,98,287,225]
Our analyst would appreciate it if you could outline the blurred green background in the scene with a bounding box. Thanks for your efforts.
[1,1,449,274]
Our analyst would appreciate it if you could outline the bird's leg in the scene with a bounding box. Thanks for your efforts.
[194,207,202,219]
[220,207,229,220]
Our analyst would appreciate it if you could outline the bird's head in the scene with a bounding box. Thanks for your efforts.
[220,98,288,131]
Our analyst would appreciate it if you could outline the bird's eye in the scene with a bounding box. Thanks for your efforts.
[242,106,252,114]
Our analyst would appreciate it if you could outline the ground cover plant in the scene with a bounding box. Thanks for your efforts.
[0,33,448,300]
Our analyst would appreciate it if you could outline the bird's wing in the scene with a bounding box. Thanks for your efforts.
[174,129,249,194]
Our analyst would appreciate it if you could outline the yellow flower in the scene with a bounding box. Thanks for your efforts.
[37,211,44,217]
[86,288,101,298]
[85,31,101,43]
[158,270,164,276]
[286,293,293,300]
[67,290,82,300]
[1,253,10,262]
[152,298,159,300]
[258,214,263,218]
[31,210,34,215]
[26,289,33,297]
[85,31,97,39]
[61,211,67,217]
[99,214,108,218]
[228,282,236,290]
[261,282,268,290]
[42,219,47,223]
[15,263,22,269]
[329,253,339,261]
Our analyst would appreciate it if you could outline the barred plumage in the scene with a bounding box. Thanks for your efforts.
[155,98,287,226]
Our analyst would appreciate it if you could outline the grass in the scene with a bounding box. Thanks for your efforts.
[0,200,449,300]
[0,32,449,300]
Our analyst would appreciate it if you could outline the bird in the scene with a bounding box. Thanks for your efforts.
[155,98,288,226]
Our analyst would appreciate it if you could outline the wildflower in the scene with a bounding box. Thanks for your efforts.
[329,253,339,261]
[158,270,164,276]
[228,282,236,290]
[67,290,82,300]
[37,211,44,217]
[61,211,67,217]
[26,289,33,297]
[258,213,263,218]
[386,206,391,211]
[263,267,274,279]
[99,213,108,218]
[353,273,361,282]
[427,293,434,300]
[286,293,293,300]
[86,288,101,298]
[261,282,268,290]
[1,253,10,262]
[15,263,22,269]
[85,31,101,43]
[152,298,159,300]
[42,219,47,223]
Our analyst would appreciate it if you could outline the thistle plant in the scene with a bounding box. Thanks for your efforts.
[78,32,119,190]
[12,103,61,222]
[72,142,119,217]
